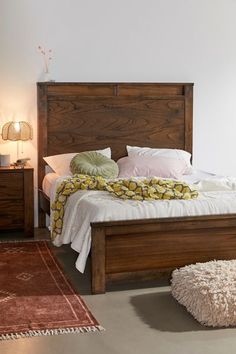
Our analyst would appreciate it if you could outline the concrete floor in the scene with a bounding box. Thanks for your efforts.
[1,229,236,354]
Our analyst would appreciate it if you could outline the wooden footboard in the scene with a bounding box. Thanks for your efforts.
[38,191,236,294]
[91,214,236,294]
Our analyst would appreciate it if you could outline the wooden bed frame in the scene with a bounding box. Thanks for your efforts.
[38,82,236,294]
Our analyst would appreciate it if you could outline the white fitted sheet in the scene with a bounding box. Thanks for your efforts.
[48,170,236,273]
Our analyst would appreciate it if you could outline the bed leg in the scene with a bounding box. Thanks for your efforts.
[91,227,106,294]
[38,209,46,228]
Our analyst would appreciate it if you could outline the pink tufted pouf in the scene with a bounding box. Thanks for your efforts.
[171,260,236,327]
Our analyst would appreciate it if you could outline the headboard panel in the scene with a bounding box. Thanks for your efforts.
[37,82,193,189]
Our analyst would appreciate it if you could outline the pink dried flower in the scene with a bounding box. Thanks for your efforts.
[38,45,53,74]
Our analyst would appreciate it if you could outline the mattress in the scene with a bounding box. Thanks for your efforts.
[46,169,236,273]
[42,173,60,198]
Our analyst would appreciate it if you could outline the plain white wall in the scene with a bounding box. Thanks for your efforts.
[1,0,236,224]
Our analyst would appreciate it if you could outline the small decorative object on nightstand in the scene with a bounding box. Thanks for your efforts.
[0,165,34,237]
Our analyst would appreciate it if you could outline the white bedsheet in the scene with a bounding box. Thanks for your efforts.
[47,170,236,273]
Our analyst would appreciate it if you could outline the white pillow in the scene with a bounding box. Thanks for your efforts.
[126,145,192,174]
[43,148,111,176]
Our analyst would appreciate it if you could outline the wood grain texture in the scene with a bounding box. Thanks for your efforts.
[0,166,34,236]
[37,83,236,294]
[37,83,48,227]
[37,82,193,198]
[0,200,24,229]
[91,227,106,294]
[47,97,185,160]
[106,229,236,273]
[184,84,193,154]
[23,168,34,237]
[0,172,23,199]
[106,269,173,283]
[92,214,236,292]
[36,82,236,294]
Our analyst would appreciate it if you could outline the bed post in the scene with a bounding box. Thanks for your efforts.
[37,83,48,227]
[184,83,193,155]
[91,226,106,294]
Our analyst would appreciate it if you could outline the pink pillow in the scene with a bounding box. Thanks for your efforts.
[117,155,187,179]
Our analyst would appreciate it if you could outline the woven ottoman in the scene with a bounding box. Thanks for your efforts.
[171,260,236,327]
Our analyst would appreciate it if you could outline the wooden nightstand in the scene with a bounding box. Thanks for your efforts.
[0,165,34,237]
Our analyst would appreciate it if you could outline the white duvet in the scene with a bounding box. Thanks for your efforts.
[49,171,236,273]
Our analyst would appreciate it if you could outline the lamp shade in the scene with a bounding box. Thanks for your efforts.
[2,121,33,141]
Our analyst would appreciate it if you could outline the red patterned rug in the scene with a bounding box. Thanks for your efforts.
[0,241,103,340]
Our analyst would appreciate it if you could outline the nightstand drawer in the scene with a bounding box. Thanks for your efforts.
[0,200,24,229]
[0,166,34,236]
[0,172,23,200]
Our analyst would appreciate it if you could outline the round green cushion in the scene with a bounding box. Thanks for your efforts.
[70,151,119,179]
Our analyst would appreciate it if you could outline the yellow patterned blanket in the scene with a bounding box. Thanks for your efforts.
[51,174,198,240]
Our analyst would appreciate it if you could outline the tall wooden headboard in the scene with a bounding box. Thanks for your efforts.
[37,82,193,190]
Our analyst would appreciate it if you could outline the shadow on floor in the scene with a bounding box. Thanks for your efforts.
[52,241,171,295]
[130,291,213,333]
[53,245,170,295]
[50,244,92,295]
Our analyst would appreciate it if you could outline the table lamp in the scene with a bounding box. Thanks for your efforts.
[1,121,33,165]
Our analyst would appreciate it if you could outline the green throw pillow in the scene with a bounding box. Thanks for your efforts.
[70,151,119,179]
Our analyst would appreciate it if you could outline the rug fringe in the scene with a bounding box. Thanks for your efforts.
[0,325,105,341]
